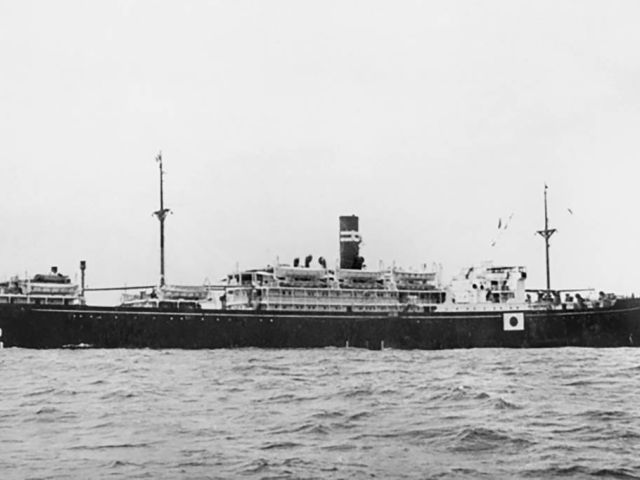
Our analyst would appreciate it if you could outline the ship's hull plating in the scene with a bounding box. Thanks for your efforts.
[2,300,640,349]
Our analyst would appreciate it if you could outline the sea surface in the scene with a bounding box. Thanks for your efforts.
[1,348,640,480]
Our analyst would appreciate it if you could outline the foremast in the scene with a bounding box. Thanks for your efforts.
[536,184,556,292]
[153,152,171,287]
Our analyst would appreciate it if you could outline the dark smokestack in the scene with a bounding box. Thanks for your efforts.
[80,260,86,296]
[318,256,327,269]
[305,255,313,268]
[293,257,300,267]
[339,215,362,269]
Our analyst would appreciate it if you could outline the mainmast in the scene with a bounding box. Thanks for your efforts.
[153,152,171,287]
[536,184,556,292]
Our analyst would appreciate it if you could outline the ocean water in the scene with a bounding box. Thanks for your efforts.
[1,348,640,480]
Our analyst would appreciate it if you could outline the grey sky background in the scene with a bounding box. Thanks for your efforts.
[1,1,639,303]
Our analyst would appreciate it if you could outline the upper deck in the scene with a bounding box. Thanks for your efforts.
[222,263,446,312]
[0,267,84,306]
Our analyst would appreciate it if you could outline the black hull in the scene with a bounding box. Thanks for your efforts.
[2,299,640,349]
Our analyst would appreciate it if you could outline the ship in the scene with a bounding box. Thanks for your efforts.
[0,155,639,349]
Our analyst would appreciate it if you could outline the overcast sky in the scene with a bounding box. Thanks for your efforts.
[1,1,640,303]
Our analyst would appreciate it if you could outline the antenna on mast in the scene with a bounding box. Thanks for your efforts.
[536,183,556,293]
[153,152,171,287]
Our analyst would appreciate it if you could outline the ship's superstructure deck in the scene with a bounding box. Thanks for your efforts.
[221,261,616,314]
[0,267,83,306]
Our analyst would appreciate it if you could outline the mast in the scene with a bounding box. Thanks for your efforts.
[153,152,171,287]
[536,184,556,292]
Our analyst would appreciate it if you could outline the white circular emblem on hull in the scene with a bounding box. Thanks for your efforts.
[503,312,524,331]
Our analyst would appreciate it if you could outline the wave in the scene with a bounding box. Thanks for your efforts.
[321,443,357,451]
[260,392,316,403]
[494,398,521,410]
[310,409,345,420]
[452,427,534,452]
[347,411,372,421]
[24,387,56,397]
[524,465,640,479]
[239,458,270,475]
[578,409,629,421]
[99,389,137,400]
[109,460,144,468]
[271,421,331,436]
[564,379,595,386]
[353,427,453,443]
[260,441,304,450]
[69,442,156,451]
[174,460,210,467]
[429,385,490,401]
[36,406,60,415]
[340,386,374,398]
